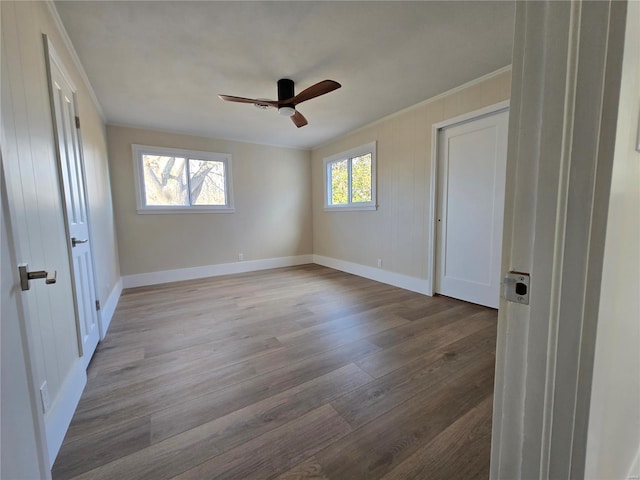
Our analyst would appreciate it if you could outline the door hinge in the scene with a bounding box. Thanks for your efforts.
[95,300,101,311]
[75,116,80,129]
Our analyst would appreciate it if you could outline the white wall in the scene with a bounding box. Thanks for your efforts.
[585,0,640,477]
[311,69,511,283]
[107,125,312,277]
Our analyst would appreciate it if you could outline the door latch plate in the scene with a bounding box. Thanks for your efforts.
[503,271,530,305]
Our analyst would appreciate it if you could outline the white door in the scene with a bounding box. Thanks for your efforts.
[45,41,100,367]
[435,109,508,308]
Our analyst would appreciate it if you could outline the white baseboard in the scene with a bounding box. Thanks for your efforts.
[122,255,314,289]
[120,254,429,295]
[313,255,431,295]
[44,359,86,466]
[99,278,122,339]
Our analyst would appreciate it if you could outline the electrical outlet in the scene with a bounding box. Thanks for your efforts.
[40,381,51,413]
[238,253,244,261]
[377,259,382,268]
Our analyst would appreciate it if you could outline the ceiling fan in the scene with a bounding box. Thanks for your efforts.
[218,78,341,128]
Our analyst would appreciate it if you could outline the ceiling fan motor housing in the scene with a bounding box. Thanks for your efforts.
[277,79,295,102]
[277,79,296,116]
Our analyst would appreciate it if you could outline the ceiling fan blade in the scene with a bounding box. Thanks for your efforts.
[291,110,308,128]
[218,95,278,107]
[289,80,341,106]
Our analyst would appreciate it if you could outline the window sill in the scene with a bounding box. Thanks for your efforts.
[136,207,235,215]
[323,205,378,212]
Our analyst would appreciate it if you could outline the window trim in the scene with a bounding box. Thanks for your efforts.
[132,144,234,214]
[323,141,377,211]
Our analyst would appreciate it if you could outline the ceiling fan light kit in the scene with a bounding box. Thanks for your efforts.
[219,78,341,128]
[278,106,296,117]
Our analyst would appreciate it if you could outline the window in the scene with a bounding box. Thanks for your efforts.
[324,141,377,210]
[132,144,233,213]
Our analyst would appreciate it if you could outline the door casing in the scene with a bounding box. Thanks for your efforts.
[428,100,510,298]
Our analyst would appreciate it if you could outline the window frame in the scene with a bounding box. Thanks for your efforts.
[132,144,234,214]
[323,141,377,211]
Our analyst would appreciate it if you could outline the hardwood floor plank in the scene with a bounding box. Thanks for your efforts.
[67,367,365,480]
[151,363,370,446]
[386,294,469,321]
[86,335,282,394]
[146,339,379,443]
[74,346,264,417]
[306,288,416,320]
[368,302,488,349]
[332,324,496,429]
[52,416,151,480]
[380,395,493,480]
[138,322,288,360]
[63,338,284,443]
[314,359,495,479]
[68,420,225,480]
[53,265,497,479]
[355,310,495,378]
[86,345,145,379]
[275,456,330,480]
[68,333,379,446]
[172,404,352,480]
[276,306,409,344]
[279,313,409,359]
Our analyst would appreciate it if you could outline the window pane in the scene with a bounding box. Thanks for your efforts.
[330,159,348,205]
[189,159,227,205]
[351,153,372,203]
[142,155,188,206]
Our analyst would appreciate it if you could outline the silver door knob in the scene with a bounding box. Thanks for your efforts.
[18,264,57,291]
[71,237,88,248]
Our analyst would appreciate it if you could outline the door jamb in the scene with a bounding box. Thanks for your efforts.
[427,100,511,296]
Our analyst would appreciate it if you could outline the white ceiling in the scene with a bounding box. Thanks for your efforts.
[55,1,514,149]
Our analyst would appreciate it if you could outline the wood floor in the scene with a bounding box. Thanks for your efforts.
[52,265,497,480]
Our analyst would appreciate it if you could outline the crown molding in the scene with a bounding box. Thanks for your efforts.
[312,64,512,151]
[45,1,106,122]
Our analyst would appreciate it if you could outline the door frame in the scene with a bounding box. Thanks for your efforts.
[490,1,627,477]
[43,35,104,349]
[427,100,510,296]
